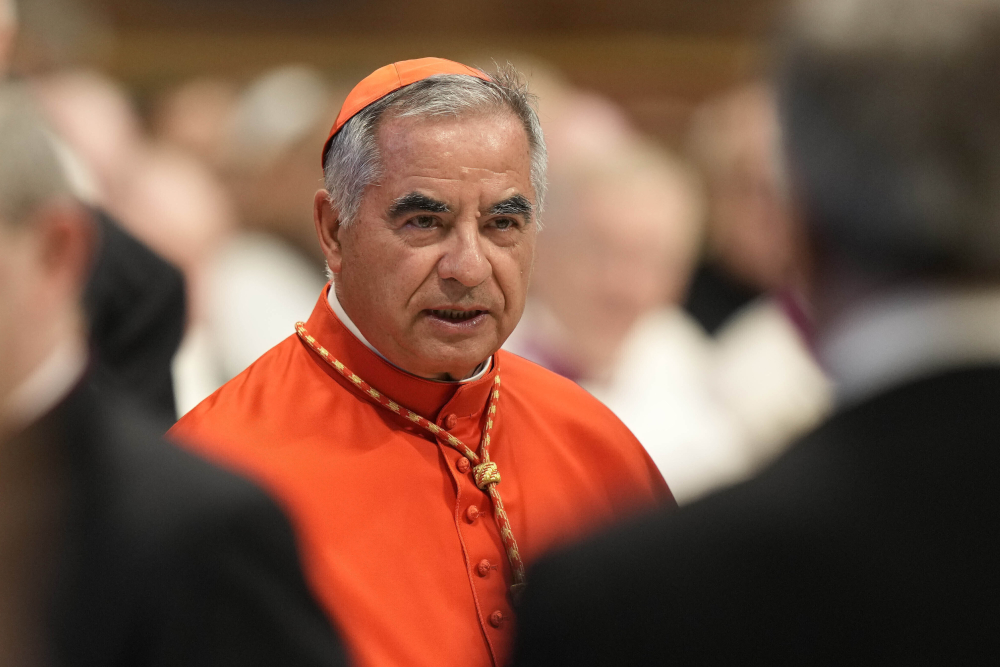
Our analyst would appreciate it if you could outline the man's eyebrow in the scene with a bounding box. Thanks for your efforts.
[488,194,534,218]
[389,192,451,216]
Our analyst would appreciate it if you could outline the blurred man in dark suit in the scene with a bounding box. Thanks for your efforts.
[0,82,348,666]
[84,209,186,422]
[513,0,1000,664]
[4,0,186,422]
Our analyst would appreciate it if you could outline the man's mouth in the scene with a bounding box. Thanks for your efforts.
[428,309,488,322]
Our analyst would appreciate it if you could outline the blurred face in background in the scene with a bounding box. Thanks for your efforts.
[0,0,15,75]
[690,84,801,292]
[223,66,339,263]
[0,216,39,408]
[0,204,92,430]
[534,160,701,376]
[318,111,538,381]
[32,71,144,209]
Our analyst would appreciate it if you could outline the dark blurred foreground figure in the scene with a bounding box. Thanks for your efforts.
[514,0,1000,663]
[0,83,347,667]
[84,210,186,422]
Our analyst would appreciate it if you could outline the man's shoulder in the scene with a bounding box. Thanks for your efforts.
[515,369,1000,665]
[86,385,286,533]
[55,384,348,666]
[171,333,311,442]
[497,350,670,504]
[497,350,628,429]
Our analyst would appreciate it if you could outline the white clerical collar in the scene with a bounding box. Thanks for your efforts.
[818,285,1000,406]
[327,285,491,383]
[2,336,88,433]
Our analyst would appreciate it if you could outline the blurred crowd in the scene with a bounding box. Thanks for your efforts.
[6,0,1000,664]
[4,0,833,505]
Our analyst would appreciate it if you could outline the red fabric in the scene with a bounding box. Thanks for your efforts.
[169,286,673,667]
[321,57,490,167]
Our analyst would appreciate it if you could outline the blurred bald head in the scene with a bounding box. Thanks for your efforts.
[779,0,1000,278]
[534,143,703,376]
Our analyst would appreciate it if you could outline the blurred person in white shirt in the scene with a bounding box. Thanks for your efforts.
[684,82,832,465]
[505,134,748,503]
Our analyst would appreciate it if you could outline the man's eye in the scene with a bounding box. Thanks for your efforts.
[409,216,437,229]
[493,217,517,230]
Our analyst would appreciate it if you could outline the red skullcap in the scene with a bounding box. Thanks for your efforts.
[321,57,491,167]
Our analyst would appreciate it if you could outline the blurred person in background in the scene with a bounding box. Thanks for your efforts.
[112,144,239,413]
[153,77,239,170]
[684,83,799,335]
[4,2,187,421]
[514,0,1000,663]
[186,66,332,393]
[171,58,671,667]
[31,68,143,212]
[83,207,187,423]
[223,65,338,265]
[684,81,832,465]
[0,82,347,666]
[0,0,14,75]
[505,137,749,503]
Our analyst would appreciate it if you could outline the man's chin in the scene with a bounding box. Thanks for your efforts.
[409,337,497,381]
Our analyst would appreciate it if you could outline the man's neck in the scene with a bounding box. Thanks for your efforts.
[327,284,491,383]
[1,333,87,435]
[817,282,1000,405]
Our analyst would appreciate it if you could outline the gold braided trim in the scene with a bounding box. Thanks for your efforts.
[295,322,526,592]
[473,461,501,489]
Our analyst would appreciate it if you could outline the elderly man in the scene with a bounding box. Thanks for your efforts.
[170,58,671,667]
[0,82,346,666]
[513,0,1000,664]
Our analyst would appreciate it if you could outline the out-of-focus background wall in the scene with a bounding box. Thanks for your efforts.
[13,0,778,146]
[8,0,833,503]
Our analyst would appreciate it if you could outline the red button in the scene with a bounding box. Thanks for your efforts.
[477,559,491,577]
[489,611,504,628]
[465,505,480,523]
[456,458,471,474]
[443,413,458,430]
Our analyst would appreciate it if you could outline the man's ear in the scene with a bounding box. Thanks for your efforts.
[314,189,344,274]
[36,201,97,295]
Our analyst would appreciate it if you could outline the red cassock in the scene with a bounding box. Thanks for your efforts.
[169,286,674,667]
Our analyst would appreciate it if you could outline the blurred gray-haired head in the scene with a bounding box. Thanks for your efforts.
[778,0,1000,277]
[0,82,73,227]
[324,63,547,226]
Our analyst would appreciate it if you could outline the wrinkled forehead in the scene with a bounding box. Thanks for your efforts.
[374,112,534,194]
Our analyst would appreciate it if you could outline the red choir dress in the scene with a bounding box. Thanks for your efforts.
[169,285,673,667]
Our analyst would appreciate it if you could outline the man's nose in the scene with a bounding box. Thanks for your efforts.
[437,223,491,287]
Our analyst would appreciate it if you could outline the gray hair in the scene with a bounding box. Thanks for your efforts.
[0,82,73,227]
[324,63,547,226]
[779,0,1000,276]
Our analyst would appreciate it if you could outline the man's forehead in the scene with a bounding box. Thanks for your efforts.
[378,110,528,154]
[368,112,535,213]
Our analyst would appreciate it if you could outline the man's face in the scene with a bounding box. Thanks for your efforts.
[0,219,44,412]
[0,0,15,75]
[323,111,538,381]
[535,171,694,374]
